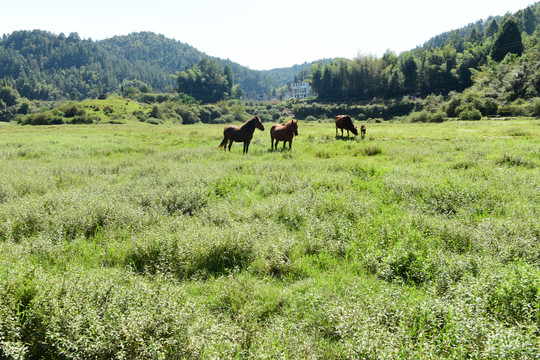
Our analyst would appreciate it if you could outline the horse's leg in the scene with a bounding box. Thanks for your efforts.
[244,141,250,154]
[271,138,274,151]
[289,140,292,149]
[228,140,232,151]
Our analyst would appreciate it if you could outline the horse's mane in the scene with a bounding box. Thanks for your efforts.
[239,116,261,130]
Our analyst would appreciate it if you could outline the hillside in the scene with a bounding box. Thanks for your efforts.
[1,2,540,118]
[0,30,311,101]
[305,2,540,110]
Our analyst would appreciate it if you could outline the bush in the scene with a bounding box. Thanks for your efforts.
[528,98,540,117]
[18,112,63,125]
[214,114,235,123]
[56,103,85,118]
[175,106,200,124]
[407,110,446,123]
[498,103,527,117]
[150,105,161,119]
[459,108,482,120]
[68,113,98,124]
[103,105,115,115]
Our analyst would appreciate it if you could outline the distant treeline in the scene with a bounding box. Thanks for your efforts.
[0,31,308,101]
[308,6,540,102]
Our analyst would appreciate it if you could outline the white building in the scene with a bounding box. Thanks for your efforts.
[285,82,315,99]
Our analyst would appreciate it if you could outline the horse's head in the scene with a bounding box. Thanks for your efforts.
[351,126,358,136]
[292,119,298,136]
[254,116,265,131]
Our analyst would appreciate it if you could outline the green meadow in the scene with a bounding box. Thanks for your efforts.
[1,118,539,359]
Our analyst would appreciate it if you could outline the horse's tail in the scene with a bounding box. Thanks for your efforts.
[217,137,227,149]
[270,125,277,138]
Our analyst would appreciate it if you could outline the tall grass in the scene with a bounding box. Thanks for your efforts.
[0,119,539,358]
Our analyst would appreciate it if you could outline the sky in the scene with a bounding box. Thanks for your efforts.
[0,0,535,70]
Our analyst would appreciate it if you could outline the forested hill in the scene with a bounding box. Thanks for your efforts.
[0,30,309,100]
[308,2,540,103]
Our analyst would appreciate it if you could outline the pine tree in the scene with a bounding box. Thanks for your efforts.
[491,17,524,62]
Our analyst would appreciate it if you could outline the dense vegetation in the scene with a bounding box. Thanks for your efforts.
[309,5,540,102]
[176,59,239,103]
[1,4,540,357]
[0,31,307,102]
[0,119,539,358]
[2,4,540,124]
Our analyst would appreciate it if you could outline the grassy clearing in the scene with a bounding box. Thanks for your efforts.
[0,119,539,358]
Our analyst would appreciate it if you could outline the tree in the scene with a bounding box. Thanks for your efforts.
[0,85,19,107]
[519,7,536,35]
[466,28,482,45]
[400,53,418,92]
[484,19,499,38]
[176,59,235,103]
[491,17,524,62]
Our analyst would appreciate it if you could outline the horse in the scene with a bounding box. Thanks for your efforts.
[335,115,358,138]
[218,115,265,154]
[360,123,366,139]
[270,119,298,151]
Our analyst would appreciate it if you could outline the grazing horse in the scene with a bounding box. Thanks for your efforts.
[360,123,366,139]
[270,119,298,150]
[335,115,358,138]
[218,116,265,154]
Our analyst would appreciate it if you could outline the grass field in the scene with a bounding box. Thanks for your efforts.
[1,118,539,359]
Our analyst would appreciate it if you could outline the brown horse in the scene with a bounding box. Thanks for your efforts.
[335,115,358,137]
[218,116,265,154]
[360,123,366,139]
[270,119,298,150]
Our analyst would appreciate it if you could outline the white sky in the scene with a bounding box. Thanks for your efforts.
[0,0,535,70]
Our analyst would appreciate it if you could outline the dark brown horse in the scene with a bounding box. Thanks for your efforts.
[335,115,358,137]
[218,116,265,154]
[360,123,366,139]
[270,119,298,150]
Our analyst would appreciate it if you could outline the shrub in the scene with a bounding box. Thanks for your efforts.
[407,110,446,123]
[133,110,148,122]
[103,105,115,115]
[150,105,161,119]
[18,112,63,125]
[498,103,527,117]
[215,114,235,123]
[68,113,98,124]
[175,106,199,124]
[459,108,482,120]
[58,103,85,118]
[528,98,540,117]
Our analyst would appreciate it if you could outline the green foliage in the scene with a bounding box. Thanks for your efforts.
[306,3,540,104]
[0,85,21,122]
[491,17,524,62]
[459,108,482,120]
[406,110,446,123]
[0,120,539,357]
[176,59,235,103]
[0,30,285,103]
